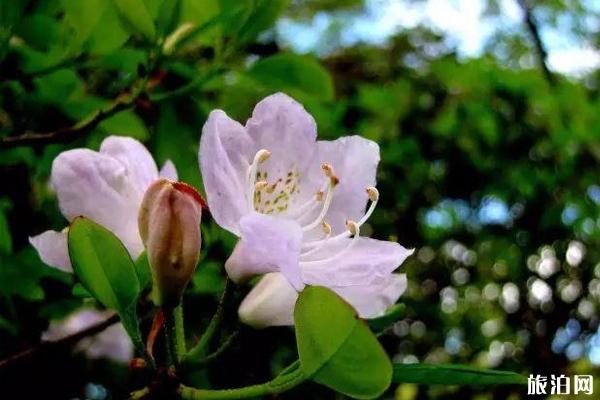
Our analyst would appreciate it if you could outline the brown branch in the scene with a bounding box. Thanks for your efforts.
[0,94,138,149]
[0,313,119,369]
[517,0,556,86]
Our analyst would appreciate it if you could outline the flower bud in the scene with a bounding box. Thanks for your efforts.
[138,179,204,307]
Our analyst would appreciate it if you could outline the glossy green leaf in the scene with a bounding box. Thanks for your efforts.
[393,363,528,385]
[295,286,392,399]
[247,53,334,101]
[112,0,156,40]
[68,217,144,353]
[68,217,140,311]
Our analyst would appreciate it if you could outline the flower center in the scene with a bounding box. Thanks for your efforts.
[246,149,302,214]
[245,149,381,265]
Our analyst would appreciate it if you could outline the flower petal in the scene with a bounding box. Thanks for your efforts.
[29,230,72,272]
[80,322,134,363]
[159,160,178,180]
[225,212,304,290]
[300,237,413,287]
[99,136,159,194]
[50,148,144,258]
[333,273,407,318]
[42,309,133,363]
[315,135,379,234]
[238,273,297,328]
[199,110,254,235]
[245,93,318,183]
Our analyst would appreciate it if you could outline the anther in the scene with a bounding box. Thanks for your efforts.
[255,181,268,191]
[255,149,271,164]
[346,220,359,236]
[316,191,324,201]
[322,222,332,235]
[366,187,379,202]
[321,163,339,186]
[321,163,334,177]
[302,179,336,232]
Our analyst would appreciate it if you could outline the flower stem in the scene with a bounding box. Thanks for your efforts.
[184,330,238,369]
[174,304,186,357]
[163,305,185,366]
[185,279,233,361]
[178,360,306,399]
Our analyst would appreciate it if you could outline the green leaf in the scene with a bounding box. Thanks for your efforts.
[155,0,182,35]
[62,0,130,55]
[135,250,152,291]
[229,0,289,44]
[99,109,149,140]
[68,217,140,311]
[247,53,334,101]
[368,303,405,331]
[112,0,156,40]
[0,200,12,255]
[392,363,528,385]
[68,217,145,354]
[294,286,392,399]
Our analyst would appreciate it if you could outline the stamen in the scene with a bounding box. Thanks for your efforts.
[299,222,332,260]
[322,221,332,235]
[366,186,379,202]
[346,219,359,235]
[357,186,379,226]
[302,179,335,232]
[300,220,360,266]
[255,181,268,191]
[300,164,339,231]
[286,182,326,220]
[246,149,270,211]
[303,186,380,248]
[321,163,334,178]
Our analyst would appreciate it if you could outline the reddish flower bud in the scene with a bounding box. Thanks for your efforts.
[138,179,203,307]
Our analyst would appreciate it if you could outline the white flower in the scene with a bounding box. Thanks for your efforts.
[199,93,413,328]
[29,136,177,272]
[42,308,133,363]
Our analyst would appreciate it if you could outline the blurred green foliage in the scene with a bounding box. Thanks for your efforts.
[0,0,599,399]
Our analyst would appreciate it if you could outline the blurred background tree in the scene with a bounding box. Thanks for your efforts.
[0,0,599,399]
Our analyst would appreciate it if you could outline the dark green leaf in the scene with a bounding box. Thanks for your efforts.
[295,286,392,399]
[247,53,334,101]
[0,199,12,255]
[392,363,528,385]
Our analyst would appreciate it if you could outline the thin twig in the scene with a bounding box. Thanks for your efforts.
[0,92,139,149]
[0,313,119,369]
[517,0,556,86]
